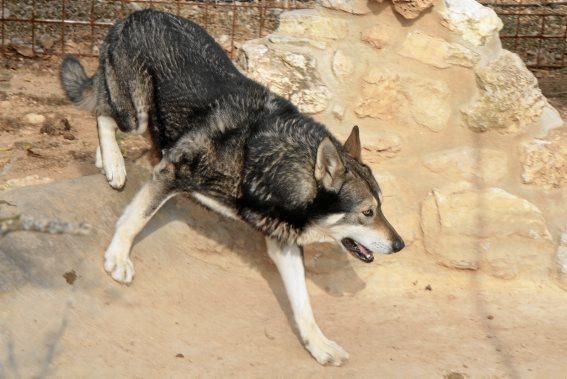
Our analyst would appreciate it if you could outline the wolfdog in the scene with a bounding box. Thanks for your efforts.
[60,9,404,366]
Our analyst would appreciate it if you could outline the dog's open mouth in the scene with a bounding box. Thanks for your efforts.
[341,238,374,263]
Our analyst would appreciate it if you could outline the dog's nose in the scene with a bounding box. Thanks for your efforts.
[392,238,405,253]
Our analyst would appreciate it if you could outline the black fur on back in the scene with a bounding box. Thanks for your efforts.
[60,9,382,244]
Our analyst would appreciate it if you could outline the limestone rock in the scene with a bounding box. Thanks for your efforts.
[320,0,372,15]
[290,86,331,114]
[521,128,567,188]
[23,113,46,125]
[421,183,553,278]
[391,0,434,20]
[355,71,403,119]
[402,74,451,132]
[268,34,327,50]
[361,25,393,49]
[441,0,503,46]
[332,49,354,79]
[238,42,330,114]
[463,51,546,133]
[277,10,349,40]
[355,69,450,131]
[423,147,508,183]
[362,130,402,160]
[398,31,480,69]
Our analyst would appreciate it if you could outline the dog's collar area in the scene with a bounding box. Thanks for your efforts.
[341,238,374,263]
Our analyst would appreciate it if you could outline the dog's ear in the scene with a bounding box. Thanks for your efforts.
[344,125,361,161]
[315,137,345,193]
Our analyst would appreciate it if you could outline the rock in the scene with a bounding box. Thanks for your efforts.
[23,113,46,125]
[462,51,547,133]
[11,43,35,58]
[332,103,345,120]
[391,0,434,19]
[290,86,331,114]
[238,42,330,114]
[320,0,371,15]
[441,0,503,46]
[363,130,402,159]
[37,35,55,50]
[277,10,349,40]
[421,182,553,278]
[1,175,53,190]
[355,70,403,119]
[361,25,393,49]
[398,31,479,69]
[268,34,327,50]
[423,147,508,183]
[402,74,451,132]
[332,49,354,79]
[521,128,567,188]
[355,69,450,131]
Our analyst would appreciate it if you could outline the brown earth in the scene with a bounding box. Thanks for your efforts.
[1,56,567,377]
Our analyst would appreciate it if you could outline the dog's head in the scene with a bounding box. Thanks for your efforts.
[304,126,404,263]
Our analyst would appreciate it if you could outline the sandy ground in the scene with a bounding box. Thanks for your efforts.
[2,168,567,378]
[1,57,567,378]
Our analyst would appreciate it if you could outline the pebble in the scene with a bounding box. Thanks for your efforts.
[23,113,46,125]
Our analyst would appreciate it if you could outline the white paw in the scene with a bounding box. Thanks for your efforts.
[103,148,127,189]
[104,247,135,284]
[305,334,349,366]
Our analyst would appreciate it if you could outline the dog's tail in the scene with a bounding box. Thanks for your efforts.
[60,55,96,112]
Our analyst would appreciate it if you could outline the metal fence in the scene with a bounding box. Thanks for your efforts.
[0,0,566,69]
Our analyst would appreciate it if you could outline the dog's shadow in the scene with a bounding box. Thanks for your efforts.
[135,194,366,334]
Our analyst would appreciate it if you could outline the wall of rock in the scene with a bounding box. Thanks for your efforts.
[236,0,567,286]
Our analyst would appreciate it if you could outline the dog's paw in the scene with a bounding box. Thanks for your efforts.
[104,248,135,284]
[103,149,127,189]
[305,334,349,366]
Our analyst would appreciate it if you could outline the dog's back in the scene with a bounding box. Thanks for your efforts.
[62,9,257,149]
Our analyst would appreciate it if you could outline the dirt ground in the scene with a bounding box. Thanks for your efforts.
[1,56,567,378]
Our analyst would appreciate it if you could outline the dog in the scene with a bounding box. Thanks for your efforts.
[60,9,405,366]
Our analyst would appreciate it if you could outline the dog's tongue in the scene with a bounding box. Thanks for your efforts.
[356,243,374,263]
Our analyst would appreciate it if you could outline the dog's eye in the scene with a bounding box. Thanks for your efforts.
[362,209,374,217]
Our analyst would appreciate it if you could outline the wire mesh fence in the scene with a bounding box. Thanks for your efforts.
[0,0,566,69]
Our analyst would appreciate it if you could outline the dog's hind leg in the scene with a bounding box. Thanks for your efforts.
[97,115,126,189]
[266,238,349,366]
[104,160,177,283]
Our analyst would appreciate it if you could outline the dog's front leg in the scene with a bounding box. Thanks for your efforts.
[266,238,349,366]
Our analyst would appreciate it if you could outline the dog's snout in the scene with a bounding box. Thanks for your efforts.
[392,238,405,253]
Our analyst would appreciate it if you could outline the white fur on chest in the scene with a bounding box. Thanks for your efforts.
[191,192,239,220]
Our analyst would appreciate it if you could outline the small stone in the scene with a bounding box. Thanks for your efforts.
[425,284,432,291]
[24,113,46,125]
[37,35,55,50]
[487,315,494,320]
[320,0,371,15]
[12,44,35,58]
[175,353,184,358]
[391,0,434,19]
[63,270,77,285]
[332,49,354,79]
[361,25,393,49]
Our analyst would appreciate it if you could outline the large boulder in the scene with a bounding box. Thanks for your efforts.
[421,183,554,279]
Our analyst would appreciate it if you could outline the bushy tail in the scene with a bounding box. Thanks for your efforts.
[60,55,96,112]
